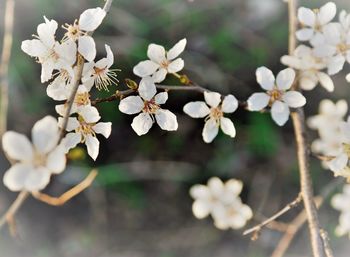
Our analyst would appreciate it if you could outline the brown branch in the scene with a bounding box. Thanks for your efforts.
[0,0,15,136]
[0,191,29,229]
[243,193,302,238]
[32,169,98,206]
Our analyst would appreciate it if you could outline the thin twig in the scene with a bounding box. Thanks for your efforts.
[320,229,334,257]
[243,193,302,237]
[287,0,325,256]
[0,0,15,136]
[0,191,29,229]
[32,170,98,206]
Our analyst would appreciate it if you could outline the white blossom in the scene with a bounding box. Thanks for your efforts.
[133,39,187,83]
[59,105,111,160]
[331,184,350,237]
[183,92,238,143]
[281,45,334,91]
[247,67,306,126]
[296,2,336,45]
[63,7,106,61]
[190,177,253,230]
[2,116,66,192]
[82,44,118,91]
[21,17,77,83]
[118,77,178,135]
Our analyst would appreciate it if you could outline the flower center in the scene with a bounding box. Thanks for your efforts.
[75,92,90,106]
[92,67,119,91]
[76,116,96,142]
[337,43,350,54]
[160,60,170,69]
[268,89,282,104]
[33,152,46,168]
[62,21,84,41]
[209,107,223,123]
[143,99,160,114]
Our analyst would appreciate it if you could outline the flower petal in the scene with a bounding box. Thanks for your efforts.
[192,200,211,219]
[119,96,144,114]
[183,101,210,118]
[3,164,31,192]
[282,91,306,108]
[247,92,270,111]
[37,17,57,48]
[21,39,47,58]
[221,94,238,113]
[225,179,243,196]
[317,72,334,92]
[167,38,187,60]
[78,35,96,62]
[138,77,157,101]
[154,92,168,105]
[327,54,346,75]
[32,116,60,154]
[133,60,159,77]
[318,2,336,25]
[155,109,178,131]
[2,131,33,161]
[296,28,314,41]
[79,106,101,123]
[152,68,167,83]
[328,153,348,172]
[298,7,316,27]
[167,58,184,73]
[46,146,66,174]
[204,91,221,108]
[189,185,211,200]
[60,132,81,153]
[276,68,295,90]
[92,122,112,138]
[202,118,219,143]
[256,66,275,90]
[85,134,100,161]
[79,7,106,32]
[271,101,290,126]
[131,113,153,136]
[220,117,236,138]
[25,167,51,192]
[147,43,166,64]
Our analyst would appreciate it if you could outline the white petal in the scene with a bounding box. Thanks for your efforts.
[298,7,316,26]
[85,134,100,161]
[138,77,157,101]
[41,60,55,83]
[46,146,66,174]
[58,117,80,132]
[300,75,318,90]
[133,60,159,77]
[296,28,314,41]
[328,153,348,172]
[207,177,224,196]
[46,79,69,101]
[37,17,57,47]
[276,68,295,90]
[79,7,106,32]
[105,44,114,67]
[25,167,51,192]
[131,113,153,136]
[119,96,144,114]
[256,66,275,90]
[282,91,306,108]
[192,200,211,219]
[79,106,101,123]
[32,116,59,154]
[271,101,290,126]
[313,44,337,58]
[154,92,168,105]
[55,39,77,67]
[60,132,81,153]
[155,109,178,131]
[202,118,219,143]
[3,164,31,192]
[189,185,211,200]
[225,179,243,196]
[317,72,334,92]
[167,58,184,73]
[204,91,221,108]
[318,2,336,25]
[247,93,270,111]
[21,39,47,58]
[92,122,112,138]
[183,101,210,118]
[147,43,166,63]
[78,36,96,62]
[220,117,236,138]
[327,55,346,75]
[2,131,33,161]
[221,94,238,113]
[152,68,167,83]
[167,38,187,60]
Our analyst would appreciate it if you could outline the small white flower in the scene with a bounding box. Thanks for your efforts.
[296,2,336,44]
[133,39,187,83]
[59,105,112,160]
[118,77,178,135]
[281,45,334,91]
[183,92,238,143]
[63,7,106,61]
[189,177,253,230]
[82,44,119,91]
[21,17,77,83]
[2,116,66,192]
[331,185,350,237]
[247,67,306,126]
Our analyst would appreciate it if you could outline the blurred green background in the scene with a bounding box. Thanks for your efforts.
[1,0,350,256]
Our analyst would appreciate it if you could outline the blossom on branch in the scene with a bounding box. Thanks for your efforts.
[133,39,187,83]
[247,67,306,126]
[190,177,253,230]
[183,91,238,143]
[118,77,178,135]
[2,116,66,192]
